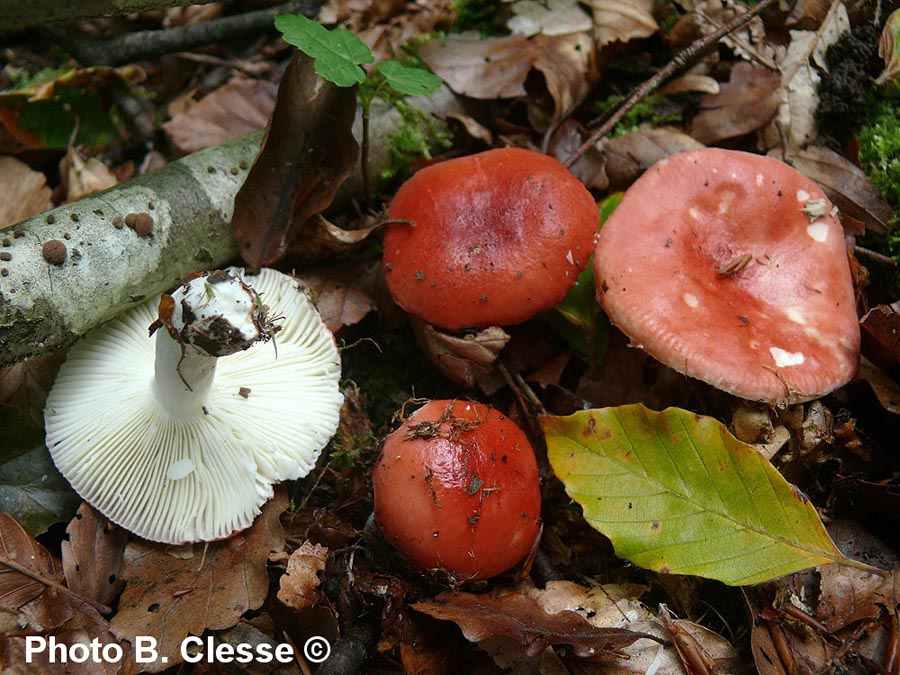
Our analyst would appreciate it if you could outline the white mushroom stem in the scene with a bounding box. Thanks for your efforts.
[152,271,276,417]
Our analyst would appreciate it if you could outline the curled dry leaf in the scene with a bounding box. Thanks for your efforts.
[411,319,510,388]
[760,1,849,151]
[286,214,381,264]
[783,145,894,234]
[297,261,378,333]
[109,491,288,672]
[690,61,781,145]
[588,0,657,48]
[547,119,609,191]
[277,541,329,611]
[0,511,63,612]
[232,53,358,269]
[855,357,900,415]
[861,303,900,366]
[0,156,52,229]
[660,611,752,675]
[419,32,596,131]
[60,146,118,202]
[411,588,663,659]
[61,503,128,607]
[875,8,900,86]
[162,77,278,154]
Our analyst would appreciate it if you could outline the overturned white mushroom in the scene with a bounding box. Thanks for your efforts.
[44,268,343,544]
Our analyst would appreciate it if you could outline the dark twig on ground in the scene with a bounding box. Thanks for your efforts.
[47,0,319,67]
[563,0,779,169]
[315,621,376,675]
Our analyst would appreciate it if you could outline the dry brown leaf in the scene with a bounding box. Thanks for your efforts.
[0,156,52,229]
[109,491,288,672]
[783,145,893,234]
[411,588,662,659]
[760,1,849,151]
[588,0,657,48]
[297,262,377,333]
[547,119,608,191]
[529,33,597,131]
[690,62,781,145]
[276,541,328,611]
[162,77,278,154]
[861,303,900,365]
[0,352,65,427]
[422,32,595,130]
[0,513,125,674]
[420,34,535,100]
[601,127,703,190]
[507,0,593,37]
[61,146,118,202]
[285,215,380,264]
[0,512,63,613]
[660,612,751,675]
[691,0,779,69]
[62,503,128,607]
[412,320,510,388]
[876,8,900,86]
[232,54,359,269]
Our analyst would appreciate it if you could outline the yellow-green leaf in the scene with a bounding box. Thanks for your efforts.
[544,405,869,586]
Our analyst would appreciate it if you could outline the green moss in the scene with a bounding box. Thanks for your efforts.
[381,99,453,181]
[593,94,682,137]
[858,97,900,298]
[859,98,900,223]
[451,0,503,34]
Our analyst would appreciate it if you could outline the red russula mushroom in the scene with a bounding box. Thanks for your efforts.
[383,148,599,331]
[373,400,541,580]
[594,148,860,405]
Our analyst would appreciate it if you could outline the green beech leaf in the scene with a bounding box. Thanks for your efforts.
[378,61,442,96]
[275,14,373,87]
[544,405,874,586]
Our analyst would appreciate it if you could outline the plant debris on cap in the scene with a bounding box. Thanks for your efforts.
[44,267,343,544]
[594,148,860,405]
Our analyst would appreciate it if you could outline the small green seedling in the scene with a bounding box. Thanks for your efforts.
[275,13,443,205]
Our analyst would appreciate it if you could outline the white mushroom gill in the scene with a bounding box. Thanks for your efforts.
[45,268,343,545]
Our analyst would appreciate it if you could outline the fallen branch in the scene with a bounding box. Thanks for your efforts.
[1,0,215,31]
[0,87,455,369]
[51,0,319,67]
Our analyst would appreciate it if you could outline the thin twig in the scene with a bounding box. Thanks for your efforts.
[48,0,319,67]
[563,0,779,169]
[2,557,113,617]
[855,244,897,266]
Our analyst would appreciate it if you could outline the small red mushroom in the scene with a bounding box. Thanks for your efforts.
[383,148,599,331]
[594,148,860,404]
[373,400,541,580]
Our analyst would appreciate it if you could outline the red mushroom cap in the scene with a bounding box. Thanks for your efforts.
[594,148,860,404]
[383,148,599,331]
[373,400,541,580]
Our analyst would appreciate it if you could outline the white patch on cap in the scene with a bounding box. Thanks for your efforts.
[689,207,701,220]
[785,307,806,325]
[749,340,760,350]
[718,190,735,215]
[167,459,195,481]
[796,189,810,203]
[566,250,574,265]
[770,347,805,368]
[755,174,764,186]
[807,222,829,242]
[682,292,699,308]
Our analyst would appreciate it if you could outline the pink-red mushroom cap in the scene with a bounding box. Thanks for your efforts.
[594,148,860,405]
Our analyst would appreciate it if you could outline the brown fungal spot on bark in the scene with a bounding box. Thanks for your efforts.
[125,212,154,236]
[238,387,251,399]
[13,230,24,238]
[0,269,8,277]
[239,160,248,170]
[45,214,56,224]
[113,217,124,229]
[0,252,11,261]
[70,213,79,222]
[42,240,67,265]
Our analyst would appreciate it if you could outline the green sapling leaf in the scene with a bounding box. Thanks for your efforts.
[275,13,374,87]
[378,60,443,97]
